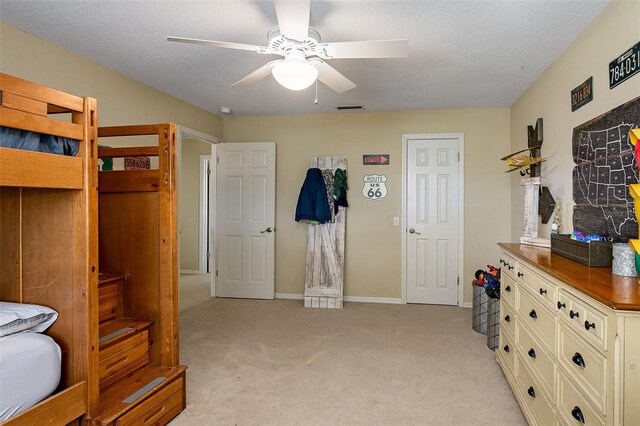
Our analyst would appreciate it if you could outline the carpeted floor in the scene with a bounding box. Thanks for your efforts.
[174,276,525,425]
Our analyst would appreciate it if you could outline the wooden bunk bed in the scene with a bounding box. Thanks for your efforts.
[94,124,186,425]
[0,73,99,424]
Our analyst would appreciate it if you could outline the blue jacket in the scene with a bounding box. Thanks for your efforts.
[295,168,331,224]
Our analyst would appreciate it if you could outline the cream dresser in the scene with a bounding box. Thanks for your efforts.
[496,243,640,426]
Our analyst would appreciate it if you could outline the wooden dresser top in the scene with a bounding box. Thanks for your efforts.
[499,243,640,311]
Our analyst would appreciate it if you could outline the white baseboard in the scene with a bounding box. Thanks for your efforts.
[180,269,200,275]
[461,302,472,308]
[344,296,402,304]
[275,293,401,304]
[275,293,304,300]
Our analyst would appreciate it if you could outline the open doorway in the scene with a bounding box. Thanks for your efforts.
[176,126,219,312]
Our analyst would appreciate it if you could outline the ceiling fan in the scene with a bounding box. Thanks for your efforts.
[167,0,408,93]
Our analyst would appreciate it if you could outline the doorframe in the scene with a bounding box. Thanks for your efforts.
[176,125,220,298]
[401,133,465,306]
[199,155,212,275]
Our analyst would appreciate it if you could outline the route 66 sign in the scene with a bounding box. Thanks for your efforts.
[362,174,388,200]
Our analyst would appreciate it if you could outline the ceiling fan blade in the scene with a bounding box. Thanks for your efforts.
[167,36,263,53]
[322,39,409,59]
[231,61,280,87]
[274,0,310,41]
[315,62,356,94]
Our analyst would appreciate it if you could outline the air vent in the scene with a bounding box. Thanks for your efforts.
[335,105,365,111]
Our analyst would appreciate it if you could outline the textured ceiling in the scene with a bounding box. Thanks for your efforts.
[1,0,609,116]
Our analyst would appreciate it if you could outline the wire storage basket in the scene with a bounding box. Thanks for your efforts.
[472,285,488,335]
[487,297,500,351]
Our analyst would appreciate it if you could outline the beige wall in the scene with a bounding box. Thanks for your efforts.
[2,23,222,275]
[510,1,640,241]
[224,109,511,303]
[179,138,214,271]
[0,23,222,136]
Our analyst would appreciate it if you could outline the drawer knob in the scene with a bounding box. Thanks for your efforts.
[503,345,510,353]
[539,288,547,295]
[528,348,536,359]
[504,315,510,322]
[517,272,524,278]
[557,301,566,309]
[505,285,511,293]
[570,310,580,319]
[508,264,514,270]
[529,309,537,319]
[584,321,596,331]
[527,386,536,398]
[571,406,585,424]
[499,258,504,265]
[572,352,586,368]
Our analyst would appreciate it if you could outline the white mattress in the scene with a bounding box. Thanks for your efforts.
[0,331,61,421]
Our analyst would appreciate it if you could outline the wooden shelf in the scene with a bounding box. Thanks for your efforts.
[99,318,155,349]
[499,243,640,310]
[94,364,187,426]
[98,272,125,286]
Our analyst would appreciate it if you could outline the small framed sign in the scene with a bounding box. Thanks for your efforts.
[363,154,390,165]
[362,174,388,200]
[571,77,593,112]
[124,156,151,170]
[609,41,640,89]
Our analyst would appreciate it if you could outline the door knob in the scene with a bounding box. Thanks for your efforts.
[260,227,274,233]
[408,228,421,235]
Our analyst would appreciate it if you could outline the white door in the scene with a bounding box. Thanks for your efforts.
[217,142,276,299]
[405,136,460,305]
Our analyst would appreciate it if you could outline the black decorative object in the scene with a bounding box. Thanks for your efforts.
[527,118,544,178]
[539,186,556,224]
[572,97,640,242]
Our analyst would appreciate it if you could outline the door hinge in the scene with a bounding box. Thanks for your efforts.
[207,166,211,175]
[207,251,211,259]
[217,156,220,164]
[457,153,460,162]
[216,269,219,277]
[457,277,460,286]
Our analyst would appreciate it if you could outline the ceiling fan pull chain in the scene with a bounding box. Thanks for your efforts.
[315,79,318,105]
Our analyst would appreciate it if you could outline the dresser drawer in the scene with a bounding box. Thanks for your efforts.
[100,330,149,387]
[516,355,556,426]
[518,262,558,312]
[498,326,516,374]
[99,282,119,323]
[500,300,516,338]
[117,376,185,426]
[557,372,605,426]
[517,322,555,401]
[502,273,517,310]
[558,290,607,351]
[518,289,557,354]
[558,323,606,415]
[501,251,518,279]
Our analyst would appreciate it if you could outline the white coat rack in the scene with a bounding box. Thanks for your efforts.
[304,156,347,308]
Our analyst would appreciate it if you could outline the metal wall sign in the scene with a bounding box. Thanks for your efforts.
[609,41,640,89]
[362,174,388,200]
[363,154,390,165]
[571,77,593,112]
[124,156,151,170]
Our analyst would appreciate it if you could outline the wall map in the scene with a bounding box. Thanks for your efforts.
[572,96,640,242]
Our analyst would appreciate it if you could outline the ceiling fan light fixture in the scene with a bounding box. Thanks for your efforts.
[272,51,318,91]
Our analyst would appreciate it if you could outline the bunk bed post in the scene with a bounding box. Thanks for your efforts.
[157,123,179,367]
[72,97,100,420]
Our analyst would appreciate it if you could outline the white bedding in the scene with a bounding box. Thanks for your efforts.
[0,331,61,421]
